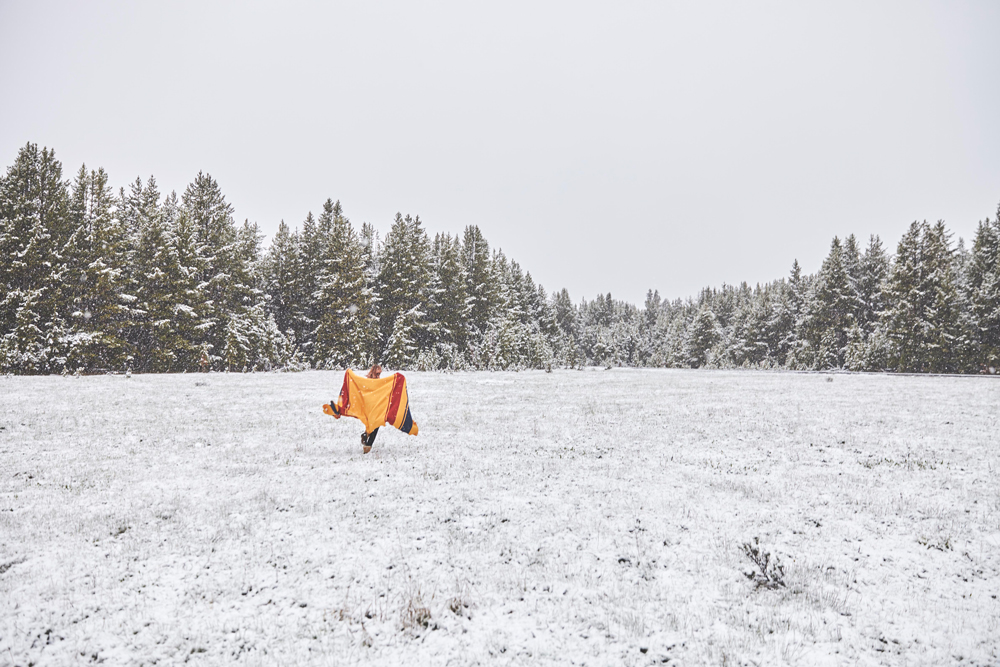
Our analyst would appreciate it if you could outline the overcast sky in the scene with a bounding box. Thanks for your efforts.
[2,1,998,304]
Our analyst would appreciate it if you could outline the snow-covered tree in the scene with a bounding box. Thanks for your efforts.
[462,225,493,340]
[920,221,963,372]
[376,213,430,366]
[261,220,298,340]
[123,185,194,371]
[796,237,856,369]
[313,200,370,368]
[878,221,962,372]
[967,205,1000,370]
[174,172,256,368]
[685,304,721,368]
[59,165,131,371]
[0,143,71,373]
[425,232,470,366]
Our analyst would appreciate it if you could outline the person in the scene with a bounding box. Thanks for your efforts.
[322,364,419,454]
[361,364,382,453]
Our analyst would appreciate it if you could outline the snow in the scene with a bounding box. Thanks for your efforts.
[1,368,998,666]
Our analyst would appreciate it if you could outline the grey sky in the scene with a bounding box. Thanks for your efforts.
[2,1,998,304]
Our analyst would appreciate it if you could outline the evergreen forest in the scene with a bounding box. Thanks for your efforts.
[2,143,998,375]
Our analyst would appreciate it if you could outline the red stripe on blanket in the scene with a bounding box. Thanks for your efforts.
[340,370,352,413]
[385,374,405,425]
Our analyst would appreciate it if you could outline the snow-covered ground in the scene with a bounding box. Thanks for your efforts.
[1,369,998,666]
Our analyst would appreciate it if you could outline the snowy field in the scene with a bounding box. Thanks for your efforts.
[1,369,998,666]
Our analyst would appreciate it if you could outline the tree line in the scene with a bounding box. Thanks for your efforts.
[1,143,998,374]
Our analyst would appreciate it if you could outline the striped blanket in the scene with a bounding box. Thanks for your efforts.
[322,369,418,436]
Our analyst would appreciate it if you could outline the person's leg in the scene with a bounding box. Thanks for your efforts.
[362,428,379,453]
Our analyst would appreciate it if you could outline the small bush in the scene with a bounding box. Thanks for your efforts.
[742,537,786,589]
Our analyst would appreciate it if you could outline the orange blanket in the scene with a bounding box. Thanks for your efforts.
[322,369,418,436]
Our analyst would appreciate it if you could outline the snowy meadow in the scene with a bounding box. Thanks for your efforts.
[1,369,998,666]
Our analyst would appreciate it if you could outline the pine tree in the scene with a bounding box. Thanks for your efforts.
[376,213,430,366]
[796,238,855,369]
[875,220,964,372]
[685,305,721,368]
[660,307,688,368]
[786,261,818,369]
[425,232,470,366]
[0,143,71,373]
[921,221,962,372]
[551,288,579,367]
[60,165,130,371]
[164,191,208,369]
[125,184,196,371]
[220,218,286,371]
[383,308,420,368]
[951,235,978,372]
[357,221,382,362]
[534,282,557,338]
[729,284,772,367]
[579,293,618,366]
[295,211,322,356]
[767,279,796,366]
[515,271,555,369]
[524,280,557,370]
[841,236,891,370]
[118,176,160,367]
[710,284,739,331]
[967,205,1000,371]
[856,235,889,335]
[118,176,161,254]
[842,234,864,322]
[881,221,927,372]
[261,220,298,339]
[462,225,493,338]
[157,189,204,369]
[174,172,242,368]
[313,200,370,368]
[638,289,663,366]
[482,249,523,369]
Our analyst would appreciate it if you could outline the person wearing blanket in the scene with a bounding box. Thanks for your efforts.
[322,365,419,454]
